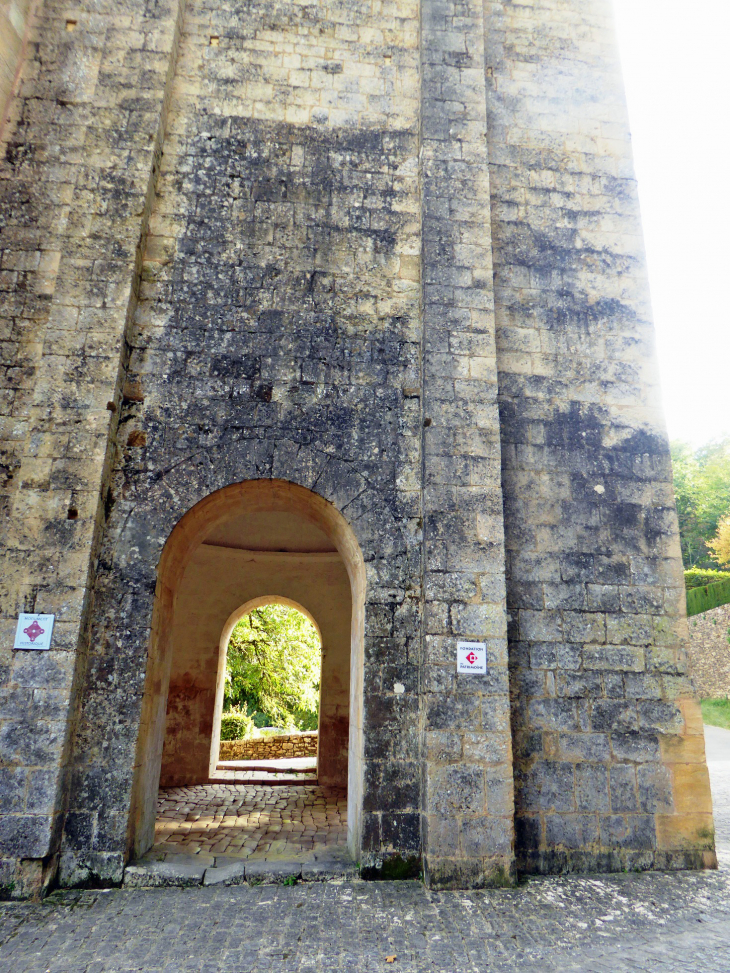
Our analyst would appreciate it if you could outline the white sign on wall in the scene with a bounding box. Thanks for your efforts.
[13,614,55,651]
[457,641,486,674]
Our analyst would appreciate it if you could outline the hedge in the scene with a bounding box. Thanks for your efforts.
[684,569,730,590]
[686,577,730,618]
[220,710,255,741]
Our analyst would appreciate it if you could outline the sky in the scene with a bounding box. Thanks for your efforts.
[612,0,730,448]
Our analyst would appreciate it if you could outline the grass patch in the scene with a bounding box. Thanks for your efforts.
[701,698,730,730]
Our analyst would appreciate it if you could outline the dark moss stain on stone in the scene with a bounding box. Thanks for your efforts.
[361,854,422,882]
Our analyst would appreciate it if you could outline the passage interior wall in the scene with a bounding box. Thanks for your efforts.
[160,545,351,789]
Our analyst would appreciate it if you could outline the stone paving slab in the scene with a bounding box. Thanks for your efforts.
[153,783,346,860]
[301,847,360,882]
[128,845,357,889]
[2,753,730,970]
[202,859,248,887]
[209,769,318,784]
[123,859,207,889]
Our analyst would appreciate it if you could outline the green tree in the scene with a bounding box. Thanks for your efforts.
[671,438,730,568]
[224,604,321,731]
[708,514,730,569]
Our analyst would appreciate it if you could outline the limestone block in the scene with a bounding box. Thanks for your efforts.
[202,860,246,886]
[123,859,206,888]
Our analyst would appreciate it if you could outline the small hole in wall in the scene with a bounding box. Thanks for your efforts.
[209,35,219,46]
[65,19,77,31]
[67,507,79,520]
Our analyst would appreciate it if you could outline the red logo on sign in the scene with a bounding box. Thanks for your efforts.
[465,651,477,664]
[23,620,44,643]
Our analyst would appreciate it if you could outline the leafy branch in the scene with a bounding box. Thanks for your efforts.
[224,604,321,731]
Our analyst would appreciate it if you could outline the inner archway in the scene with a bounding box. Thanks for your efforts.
[128,480,366,864]
[211,598,323,785]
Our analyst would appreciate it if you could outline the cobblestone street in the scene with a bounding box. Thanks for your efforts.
[1,729,730,972]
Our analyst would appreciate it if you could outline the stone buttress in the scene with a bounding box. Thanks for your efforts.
[485,0,714,875]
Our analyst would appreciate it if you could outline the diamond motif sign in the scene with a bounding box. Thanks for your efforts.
[457,641,486,674]
[13,613,55,651]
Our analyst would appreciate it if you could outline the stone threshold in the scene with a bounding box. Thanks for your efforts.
[207,776,318,785]
[123,847,358,889]
[208,759,318,785]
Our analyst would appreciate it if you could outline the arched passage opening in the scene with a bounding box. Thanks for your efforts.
[127,480,366,864]
[211,597,323,785]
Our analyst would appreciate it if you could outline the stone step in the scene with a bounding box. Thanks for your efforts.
[206,775,318,785]
[123,848,359,889]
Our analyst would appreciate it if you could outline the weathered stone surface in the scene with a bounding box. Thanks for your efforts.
[485,0,715,874]
[0,0,716,891]
[202,860,247,887]
[301,847,358,882]
[58,851,125,889]
[244,859,302,885]
[123,859,205,889]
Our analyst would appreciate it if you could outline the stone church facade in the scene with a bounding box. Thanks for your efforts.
[0,0,716,895]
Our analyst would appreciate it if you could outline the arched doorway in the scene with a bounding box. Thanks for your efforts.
[127,480,366,863]
[210,597,324,786]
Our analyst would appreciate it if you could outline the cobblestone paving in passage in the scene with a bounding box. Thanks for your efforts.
[153,784,346,860]
[2,736,730,971]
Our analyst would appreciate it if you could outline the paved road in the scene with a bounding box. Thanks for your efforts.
[704,724,730,853]
[3,729,730,972]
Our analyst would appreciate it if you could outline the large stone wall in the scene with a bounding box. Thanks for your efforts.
[58,0,426,887]
[420,0,514,889]
[0,0,185,896]
[0,0,716,894]
[687,606,730,699]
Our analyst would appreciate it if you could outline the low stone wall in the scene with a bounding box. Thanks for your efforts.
[687,604,730,698]
[219,731,318,761]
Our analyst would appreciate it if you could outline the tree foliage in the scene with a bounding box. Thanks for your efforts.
[707,514,730,569]
[671,438,730,568]
[224,604,321,731]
